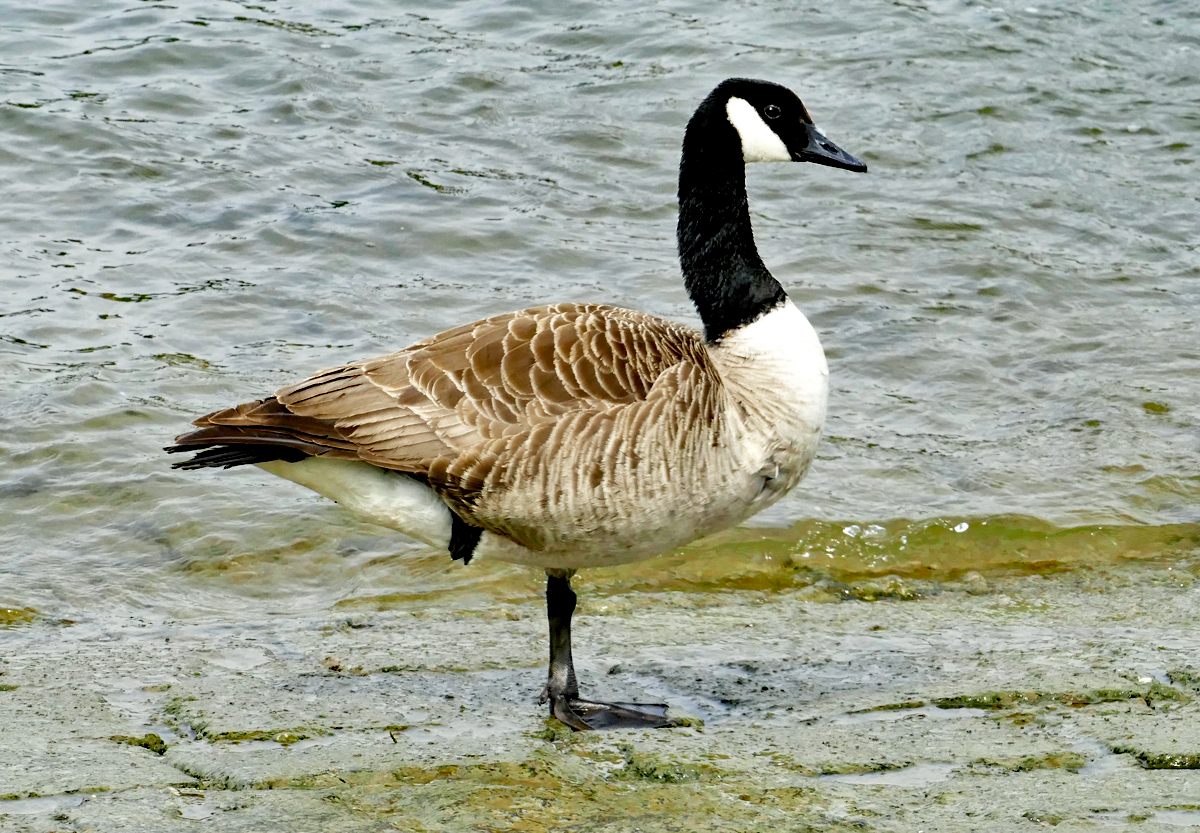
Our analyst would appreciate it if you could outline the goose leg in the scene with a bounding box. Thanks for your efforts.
[539,569,672,730]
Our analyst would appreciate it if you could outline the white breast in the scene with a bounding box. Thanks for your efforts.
[710,301,829,478]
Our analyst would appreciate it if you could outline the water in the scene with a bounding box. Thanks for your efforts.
[0,794,87,816]
[1,0,1197,625]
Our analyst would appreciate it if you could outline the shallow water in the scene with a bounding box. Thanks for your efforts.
[1,0,1198,625]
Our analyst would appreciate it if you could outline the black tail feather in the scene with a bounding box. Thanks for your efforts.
[166,444,309,470]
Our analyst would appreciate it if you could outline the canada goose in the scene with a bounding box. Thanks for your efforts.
[168,78,866,730]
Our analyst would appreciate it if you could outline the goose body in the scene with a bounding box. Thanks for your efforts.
[209,299,826,570]
[169,78,866,729]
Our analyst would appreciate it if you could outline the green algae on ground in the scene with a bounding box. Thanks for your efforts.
[844,576,922,601]
[933,684,1187,711]
[110,733,168,756]
[1167,667,1200,692]
[568,516,1200,600]
[265,749,830,833]
[1,606,38,628]
[815,759,912,776]
[1001,711,1039,726]
[934,691,1045,709]
[163,696,196,714]
[970,752,1086,772]
[1023,810,1064,825]
[159,695,198,737]
[200,727,322,745]
[846,701,925,714]
[735,786,820,807]
[528,718,579,744]
[325,518,1200,615]
[1112,747,1200,770]
[615,743,716,783]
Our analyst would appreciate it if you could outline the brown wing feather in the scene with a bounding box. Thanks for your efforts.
[171,397,359,455]
[171,303,716,545]
[272,302,705,458]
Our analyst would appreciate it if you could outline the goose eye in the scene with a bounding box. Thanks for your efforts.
[763,104,782,120]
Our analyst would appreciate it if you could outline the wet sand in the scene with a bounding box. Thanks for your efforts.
[4,560,1200,832]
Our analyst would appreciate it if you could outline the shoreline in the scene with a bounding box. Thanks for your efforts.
[3,559,1200,831]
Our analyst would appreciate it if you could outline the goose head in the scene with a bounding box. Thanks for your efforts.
[698,77,867,172]
[677,78,866,342]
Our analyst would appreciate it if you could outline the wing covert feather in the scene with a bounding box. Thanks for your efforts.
[181,303,720,547]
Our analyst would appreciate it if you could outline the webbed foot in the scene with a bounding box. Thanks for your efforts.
[541,569,676,730]
[541,687,672,730]
[563,697,672,730]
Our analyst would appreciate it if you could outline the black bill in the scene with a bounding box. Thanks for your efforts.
[795,122,867,172]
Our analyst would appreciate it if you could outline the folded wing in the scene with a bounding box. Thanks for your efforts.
[169,303,717,540]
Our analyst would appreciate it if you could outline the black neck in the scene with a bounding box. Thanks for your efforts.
[676,98,786,343]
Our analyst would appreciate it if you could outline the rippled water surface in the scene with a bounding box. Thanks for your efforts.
[1,0,1197,623]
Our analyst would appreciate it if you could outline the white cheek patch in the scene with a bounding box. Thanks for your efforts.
[726,97,791,163]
